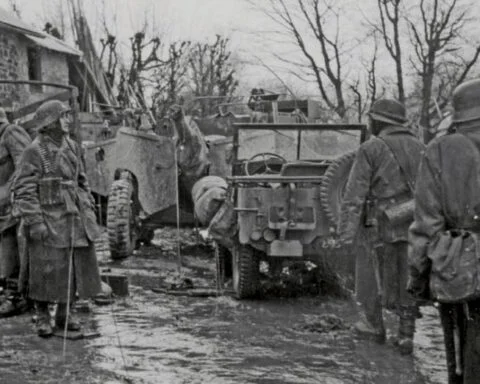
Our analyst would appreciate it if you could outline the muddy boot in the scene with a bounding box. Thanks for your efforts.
[353,317,386,344]
[354,296,386,343]
[56,303,81,331]
[36,301,53,338]
[0,294,29,318]
[396,308,416,355]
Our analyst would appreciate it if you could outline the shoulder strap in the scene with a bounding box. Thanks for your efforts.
[378,136,415,195]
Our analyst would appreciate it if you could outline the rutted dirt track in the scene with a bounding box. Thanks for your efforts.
[0,228,448,384]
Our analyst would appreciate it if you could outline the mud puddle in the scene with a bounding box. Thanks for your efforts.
[0,228,448,384]
[86,228,447,384]
[90,283,431,384]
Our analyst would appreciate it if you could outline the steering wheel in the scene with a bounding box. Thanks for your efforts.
[244,152,287,176]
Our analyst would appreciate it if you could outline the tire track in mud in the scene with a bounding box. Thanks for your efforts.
[88,282,445,384]
[89,229,448,384]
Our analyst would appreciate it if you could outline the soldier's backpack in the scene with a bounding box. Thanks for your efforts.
[427,137,480,303]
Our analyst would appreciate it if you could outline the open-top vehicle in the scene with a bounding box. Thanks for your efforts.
[228,122,367,298]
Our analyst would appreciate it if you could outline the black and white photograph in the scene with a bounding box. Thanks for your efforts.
[0,0,479,383]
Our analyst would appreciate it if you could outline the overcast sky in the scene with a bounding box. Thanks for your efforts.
[0,0,273,90]
[2,0,480,100]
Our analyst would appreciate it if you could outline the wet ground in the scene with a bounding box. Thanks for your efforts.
[0,228,448,384]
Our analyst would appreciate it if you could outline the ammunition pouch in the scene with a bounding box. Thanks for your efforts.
[38,177,63,206]
[367,192,413,243]
[379,199,414,243]
[38,178,76,209]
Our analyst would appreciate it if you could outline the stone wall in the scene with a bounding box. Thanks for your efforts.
[0,29,28,108]
[0,28,71,111]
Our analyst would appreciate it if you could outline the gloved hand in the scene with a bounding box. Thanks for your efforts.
[29,222,48,241]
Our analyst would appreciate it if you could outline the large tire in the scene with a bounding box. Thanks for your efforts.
[232,244,260,299]
[191,176,227,204]
[320,151,357,227]
[107,179,138,259]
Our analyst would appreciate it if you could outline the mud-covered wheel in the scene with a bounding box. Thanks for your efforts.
[320,151,357,227]
[232,244,260,299]
[107,179,138,259]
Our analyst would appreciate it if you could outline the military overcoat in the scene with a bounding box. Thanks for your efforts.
[13,134,101,302]
[338,125,424,309]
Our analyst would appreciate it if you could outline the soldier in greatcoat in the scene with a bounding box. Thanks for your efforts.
[13,100,101,337]
[409,79,480,383]
[0,107,31,317]
[338,99,424,354]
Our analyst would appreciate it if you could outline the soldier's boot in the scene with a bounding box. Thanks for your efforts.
[56,303,81,331]
[0,277,30,318]
[353,298,386,344]
[0,294,29,318]
[35,301,53,338]
[396,308,416,355]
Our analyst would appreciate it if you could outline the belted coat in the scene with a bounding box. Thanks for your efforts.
[408,128,480,384]
[338,125,424,309]
[13,133,101,301]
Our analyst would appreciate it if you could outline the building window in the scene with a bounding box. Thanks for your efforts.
[27,47,42,92]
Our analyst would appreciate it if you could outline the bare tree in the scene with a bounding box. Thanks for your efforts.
[8,0,21,18]
[349,34,386,122]
[99,33,118,87]
[248,0,348,119]
[433,47,480,112]
[407,0,479,143]
[152,41,190,118]
[115,32,164,108]
[349,79,365,123]
[187,35,239,116]
[365,33,386,107]
[375,0,405,103]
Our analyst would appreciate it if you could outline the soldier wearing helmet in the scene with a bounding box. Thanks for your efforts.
[409,78,480,382]
[13,100,101,337]
[338,98,424,355]
[0,107,31,318]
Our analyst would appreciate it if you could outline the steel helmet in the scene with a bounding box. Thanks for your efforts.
[0,107,8,124]
[452,79,480,124]
[368,99,407,125]
[33,100,70,131]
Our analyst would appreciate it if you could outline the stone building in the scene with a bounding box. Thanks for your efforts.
[0,6,82,110]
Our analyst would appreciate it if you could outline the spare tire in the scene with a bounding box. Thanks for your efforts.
[191,176,227,204]
[320,151,357,227]
[107,179,138,259]
[194,187,227,226]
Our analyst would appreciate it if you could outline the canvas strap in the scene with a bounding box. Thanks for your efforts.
[378,136,415,195]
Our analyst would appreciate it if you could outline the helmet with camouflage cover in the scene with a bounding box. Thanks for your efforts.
[452,78,480,124]
[368,99,407,126]
[33,100,70,132]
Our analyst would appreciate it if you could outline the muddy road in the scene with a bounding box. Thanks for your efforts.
[0,228,447,384]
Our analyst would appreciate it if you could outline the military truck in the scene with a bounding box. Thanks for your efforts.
[227,122,367,298]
